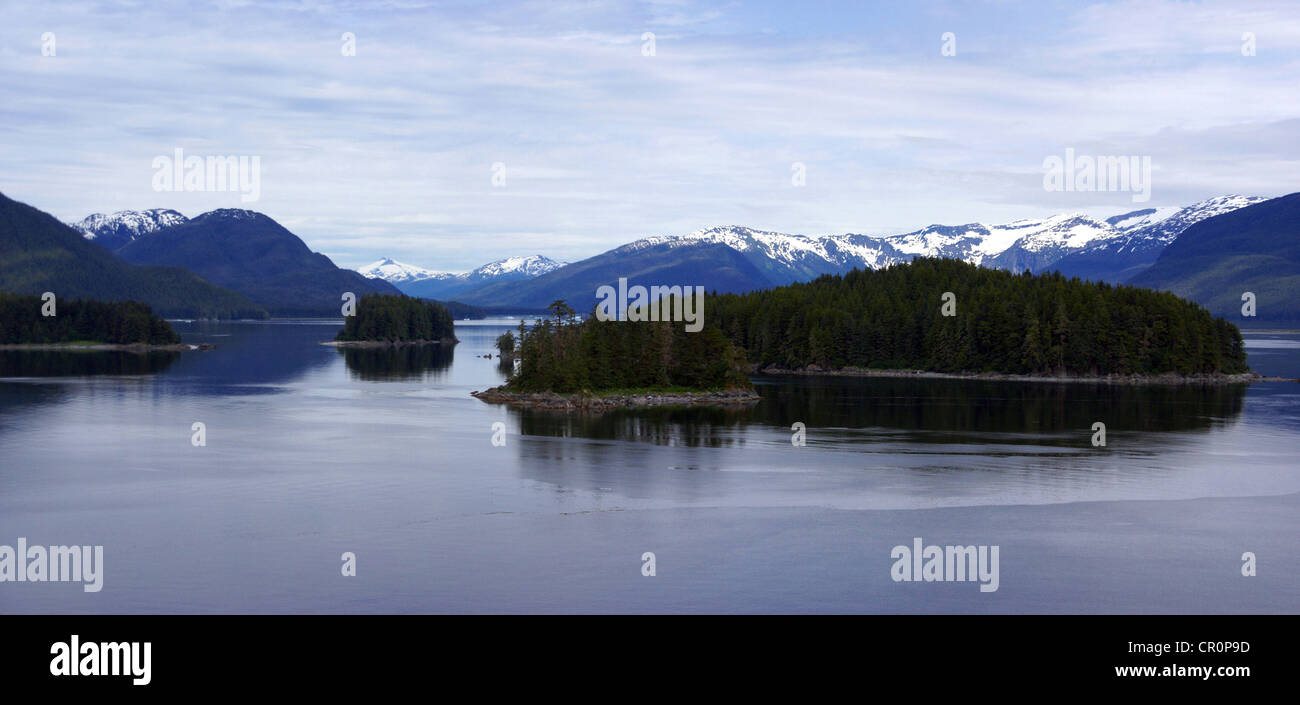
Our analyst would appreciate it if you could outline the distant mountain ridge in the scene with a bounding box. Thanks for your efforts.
[435,195,1264,309]
[357,257,448,284]
[44,192,1277,318]
[376,254,567,300]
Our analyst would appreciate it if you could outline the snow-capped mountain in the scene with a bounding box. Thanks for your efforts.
[465,254,565,282]
[72,209,189,251]
[616,213,1125,284]
[882,213,1121,272]
[1098,195,1264,255]
[619,226,903,284]
[367,254,567,300]
[359,257,453,284]
[609,196,1261,287]
[1050,195,1267,283]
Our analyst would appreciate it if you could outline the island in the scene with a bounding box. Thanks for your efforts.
[709,258,1263,383]
[471,301,759,409]
[0,293,193,350]
[327,294,458,347]
[474,259,1288,408]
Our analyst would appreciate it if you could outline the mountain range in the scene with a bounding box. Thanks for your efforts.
[358,194,1270,312]
[359,255,567,300]
[1,190,1290,323]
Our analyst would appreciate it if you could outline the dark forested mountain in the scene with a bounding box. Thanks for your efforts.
[458,241,774,310]
[0,192,266,318]
[116,209,400,316]
[709,258,1248,376]
[1129,193,1300,325]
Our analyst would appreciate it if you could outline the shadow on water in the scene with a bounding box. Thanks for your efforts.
[340,344,455,382]
[0,349,180,377]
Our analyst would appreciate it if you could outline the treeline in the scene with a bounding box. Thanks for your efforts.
[0,293,180,344]
[506,301,751,393]
[708,258,1248,376]
[435,300,485,320]
[335,294,456,342]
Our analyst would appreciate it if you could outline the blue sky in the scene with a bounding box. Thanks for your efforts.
[2,0,1297,272]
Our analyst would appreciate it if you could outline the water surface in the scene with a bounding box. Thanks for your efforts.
[1,321,1296,613]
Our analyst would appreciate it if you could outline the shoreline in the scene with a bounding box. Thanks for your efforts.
[471,386,761,410]
[0,342,212,352]
[322,337,458,348]
[752,364,1293,385]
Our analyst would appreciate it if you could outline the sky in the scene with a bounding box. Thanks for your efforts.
[2,0,1298,273]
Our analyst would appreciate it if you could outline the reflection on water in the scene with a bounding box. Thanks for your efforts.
[0,349,180,377]
[512,376,1247,447]
[340,343,455,381]
[516,405,751,448]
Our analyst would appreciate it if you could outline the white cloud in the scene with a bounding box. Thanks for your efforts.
[0,0,1295,272]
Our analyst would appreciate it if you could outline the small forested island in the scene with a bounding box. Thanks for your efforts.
[472,301,759,409]
[330,293,458,346]
[711,258,1257,383]
[0,293,188,349]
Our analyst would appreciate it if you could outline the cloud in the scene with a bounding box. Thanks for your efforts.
[0,0,1296,271]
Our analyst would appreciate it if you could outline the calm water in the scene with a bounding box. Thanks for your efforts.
[1,321,1298,613]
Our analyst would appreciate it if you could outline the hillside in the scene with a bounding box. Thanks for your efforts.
[0,192,266,319]
[117,209,400,316]
[1129,193,1300,326]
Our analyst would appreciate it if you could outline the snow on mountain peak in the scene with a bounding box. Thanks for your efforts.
[358,254,565,285]
[468,254,565,279]
[73,208,188,241]
[358,257,454,283]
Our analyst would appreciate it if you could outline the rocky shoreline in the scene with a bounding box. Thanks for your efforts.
[471,386,762,410]
[0,342,214,352]
[751,363,1293,385]
[322,337,458,348]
